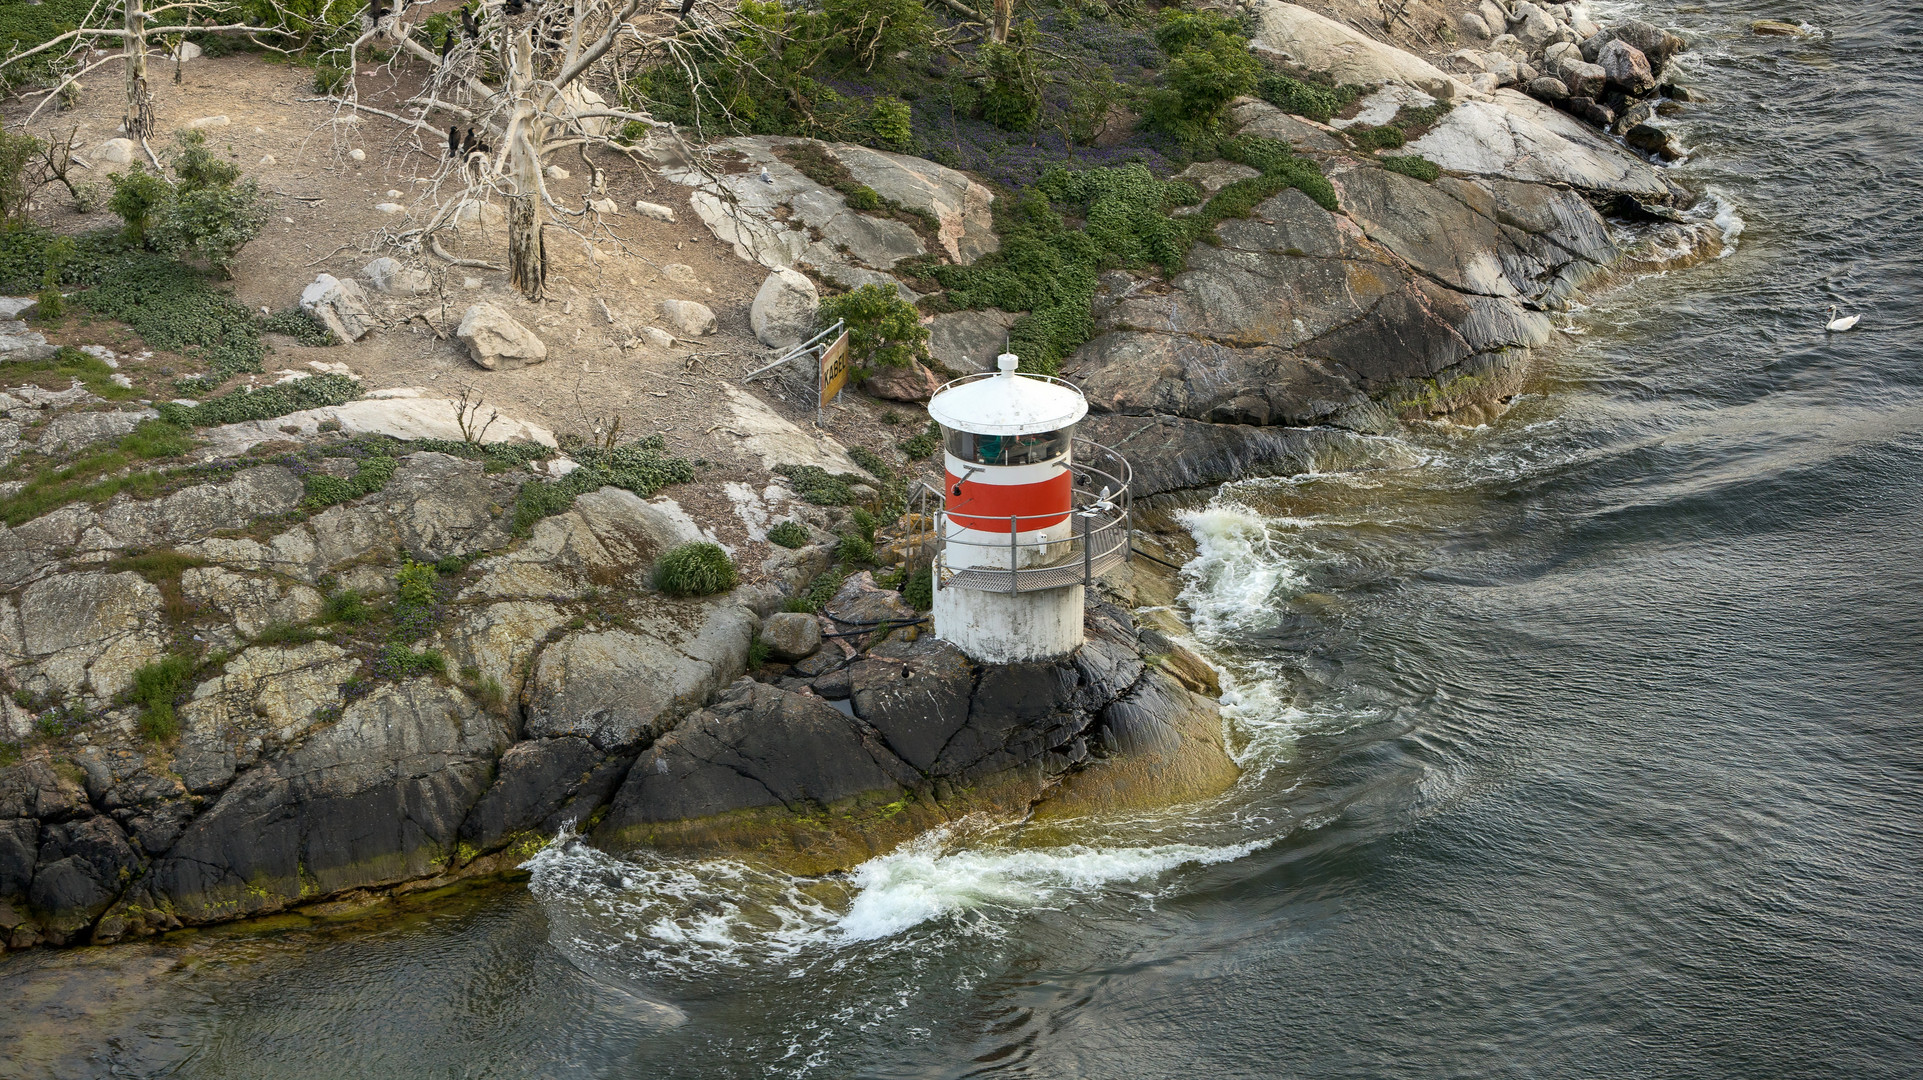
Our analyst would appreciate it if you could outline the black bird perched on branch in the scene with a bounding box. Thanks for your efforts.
[439,31,454,60]
[368,0,384,23]
[503,0,525,15]
[446,125,460,158]
[459,127,476,157]
[461,5,479,38]
[678,0,695,18]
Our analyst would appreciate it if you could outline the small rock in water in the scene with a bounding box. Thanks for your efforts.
[1751,18,1808,35]
[1624,123,1682,161]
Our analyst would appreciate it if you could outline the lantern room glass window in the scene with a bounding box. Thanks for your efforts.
[943,427,1072,466]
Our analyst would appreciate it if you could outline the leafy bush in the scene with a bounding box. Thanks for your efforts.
[654,541,739,597]
[899,421,941,460]
[0,121,40,225]
[767,520,811,548]
[108,167,172,244]
[511,434,696,534]
[869,95,915,152]
[825,0,929,71]
[142,131,270,277]
[158,373,362,427]
[775,463,865,506]
[848,445,893,480]
[392,560,441,642]
[1146,10,1260,146]
[819,283,927,373]
[902,564,932,610]
[324,588,372,624]
[979,38,1043,132]
[1351,125,1406,151]
[836,532,876,564]
[1381,155,1442,182]
[376,644,446,679]
[782,567,846,614]
[130,653,198,741]
[303,453,396,509]
[1255,72,1365,124]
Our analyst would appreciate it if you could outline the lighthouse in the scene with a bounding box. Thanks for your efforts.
[924,354,1132,663]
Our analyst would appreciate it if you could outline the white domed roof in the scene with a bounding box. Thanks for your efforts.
[927,355,1088,436]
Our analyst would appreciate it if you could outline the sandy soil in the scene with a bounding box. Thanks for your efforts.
[2,50,945,554]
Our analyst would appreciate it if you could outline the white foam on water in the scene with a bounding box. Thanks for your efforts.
[834,827,1262,941]
[1704,188,1746,256]
[1175,501,1310,639]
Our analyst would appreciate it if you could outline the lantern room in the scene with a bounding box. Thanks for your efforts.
[921,354,1133,664]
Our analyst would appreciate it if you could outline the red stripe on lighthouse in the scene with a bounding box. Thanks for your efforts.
[945,471,1072,532]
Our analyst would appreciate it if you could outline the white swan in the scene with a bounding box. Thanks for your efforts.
[1826,305,1861,332]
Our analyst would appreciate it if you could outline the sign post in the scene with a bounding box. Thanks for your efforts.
[817,329,851,418]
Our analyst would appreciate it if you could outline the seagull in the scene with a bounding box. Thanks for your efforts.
[1825,305,1861,332]
[758,166,773,184]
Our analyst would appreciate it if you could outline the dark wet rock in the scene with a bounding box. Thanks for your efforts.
[1624,123,1682,160]
[143,679,509,925]
[848,637,975,772]
[30,815,141,938]
[459,736,630,852]
[0,817,38,899]
[1567,95,1615,129]
[1596,39,1657,95]
[762,611,822,662]
[1581,19,1685,72]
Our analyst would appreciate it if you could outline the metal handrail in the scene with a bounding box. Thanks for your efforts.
[898,438,1133,595]
[930,369,1086,400]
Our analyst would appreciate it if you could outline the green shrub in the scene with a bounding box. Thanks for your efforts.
[510,434,695,534]
[159,373,363,427]
[782,567,846,614]
[1146,10,1260,146]
[774,463,865,506]
[747,634,771,668]
[844,184,883,211]
[108,167,172,245]
[848,446,893,480]
[130,653,198,741]
[869,95,915,152]
[1351,125,1406,150]
[376,643,446,678]
[303,453,395,509]
[901,564,932,610]
[251,621,323,647]
[979,36,1042,132]
[1255,72,1365,124]
[899,421,940,460]
[654,541,739,597]
[393,560,441,641]
[819,283,927,373]
[767,520,811,548]
[324,588,372,624]
[835,532,875,564]
[825,0,929,71]
[0,121,39,225]
[1381,155,1442,182]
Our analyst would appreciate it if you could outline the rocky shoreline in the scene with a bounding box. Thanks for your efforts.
[0,1,1720,951]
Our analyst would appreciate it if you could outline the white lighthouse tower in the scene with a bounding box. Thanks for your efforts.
[924,354,1132,663]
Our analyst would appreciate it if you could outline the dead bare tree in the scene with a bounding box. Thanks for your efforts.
[0,0,295,150]
[305,0,735,301]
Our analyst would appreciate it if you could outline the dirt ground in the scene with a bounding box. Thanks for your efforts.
[4,50,928,546]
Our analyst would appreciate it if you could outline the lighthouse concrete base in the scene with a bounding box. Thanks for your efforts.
[931,580,1085,663]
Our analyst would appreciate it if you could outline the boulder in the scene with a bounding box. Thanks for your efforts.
[298,273,374,342]
[94,138,137,166]
[0,297,36,320]
[749,268,818,349]
[1226,97,1348,153]
[1544,40,1582,69]
[861,360,941,402]
[142,679,511,924]
[1458,12,1490,39]
[660,299,715,337]
[41,409,157,454]
[1597,38,1657,95]
[927,309,1018,373]
[1250,1,1469,100]
[0,319,57,361]
[1477,0,1509,37]
[1582,19,1684,70]
[1557,57,1607,98]
[458,737,626,852]
[457,302,548,370]
[523,606,754,751]
[634,200,677,222]
[1403,91,1671,198]
[761,611,821,661]
[1750,19,1809,36]
[1624,122,1681,160]
[1528,77,1570,100]
[1510,1,1557,49]
[363,256,431,295]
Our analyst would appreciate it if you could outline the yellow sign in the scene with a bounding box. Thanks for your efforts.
[818,330,851,408]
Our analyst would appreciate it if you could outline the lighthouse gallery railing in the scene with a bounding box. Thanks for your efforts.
[908,438,1132,594]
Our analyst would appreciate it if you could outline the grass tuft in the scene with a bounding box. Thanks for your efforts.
[654,541,739,597]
